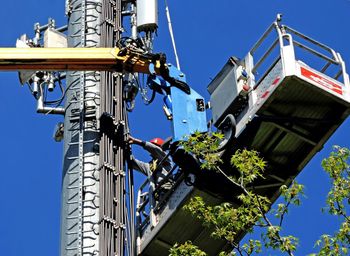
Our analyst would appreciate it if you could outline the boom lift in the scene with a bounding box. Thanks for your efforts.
[0,16,349,256]
[135,17,350,256]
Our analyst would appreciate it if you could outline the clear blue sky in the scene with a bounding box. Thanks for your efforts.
[0,0,349,255]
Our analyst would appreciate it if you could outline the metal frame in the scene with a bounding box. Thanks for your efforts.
[237,17,350,137]
[136,166,181,234]
[245,19,349,89]
[136,171,194,255]
[17,22,68,115]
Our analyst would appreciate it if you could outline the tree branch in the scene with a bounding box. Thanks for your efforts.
[279,200,292,227]
[254,195,295,256]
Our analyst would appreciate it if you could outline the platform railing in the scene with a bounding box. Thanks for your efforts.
[135,165,182,244]
[244,18,349,91]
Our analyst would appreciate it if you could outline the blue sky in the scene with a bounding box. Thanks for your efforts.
[0,0,349,255]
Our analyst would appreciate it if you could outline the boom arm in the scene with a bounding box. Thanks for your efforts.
[0,47,161,73]
[0,46,191,93]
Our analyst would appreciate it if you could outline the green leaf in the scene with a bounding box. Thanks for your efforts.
[169,241,207,256]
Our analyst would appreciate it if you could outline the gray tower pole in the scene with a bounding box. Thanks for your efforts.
[60,0,102,255]
[60,0,129,255]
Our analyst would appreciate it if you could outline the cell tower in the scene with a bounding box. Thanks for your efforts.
[3,1,349,255]
[60,0,157,255]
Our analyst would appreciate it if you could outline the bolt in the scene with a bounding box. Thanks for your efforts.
[93,142,100,152]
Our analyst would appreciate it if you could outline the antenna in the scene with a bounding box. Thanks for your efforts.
[165,0,181,70]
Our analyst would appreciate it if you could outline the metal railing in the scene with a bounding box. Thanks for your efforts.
[245,16,349,90]
[136,165,183,237]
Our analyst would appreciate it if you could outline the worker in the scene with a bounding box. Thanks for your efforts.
[128,135,173,193]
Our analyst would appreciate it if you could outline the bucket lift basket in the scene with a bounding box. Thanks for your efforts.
[214,20,350,202]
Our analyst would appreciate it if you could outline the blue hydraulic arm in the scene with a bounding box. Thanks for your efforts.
[147,64,208,142]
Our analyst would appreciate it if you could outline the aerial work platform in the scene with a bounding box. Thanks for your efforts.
[136,20,350,255]
[226,59,350,201]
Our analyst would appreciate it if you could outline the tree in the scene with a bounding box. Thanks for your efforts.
[169,133,350,256]
[310,146,350,256]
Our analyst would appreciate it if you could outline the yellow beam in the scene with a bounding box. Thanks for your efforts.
[0,47,157,73]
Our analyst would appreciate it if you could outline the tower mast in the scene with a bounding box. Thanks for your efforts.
[60,0,129,255]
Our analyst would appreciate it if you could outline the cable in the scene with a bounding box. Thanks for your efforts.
[138,73,157,105]
[44,75,66,105]
[49,78,74,107]
[140,85,156,105]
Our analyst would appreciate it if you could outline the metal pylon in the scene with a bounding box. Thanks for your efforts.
[60,0,132,255]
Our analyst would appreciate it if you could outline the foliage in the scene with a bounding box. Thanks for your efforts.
[169,241,207,256]
[230,149,266,187]
[182,180,303,256]
[310,146,350,256]
[180,131,224,170]
[171,132,303,256]
[172,135,350,256]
